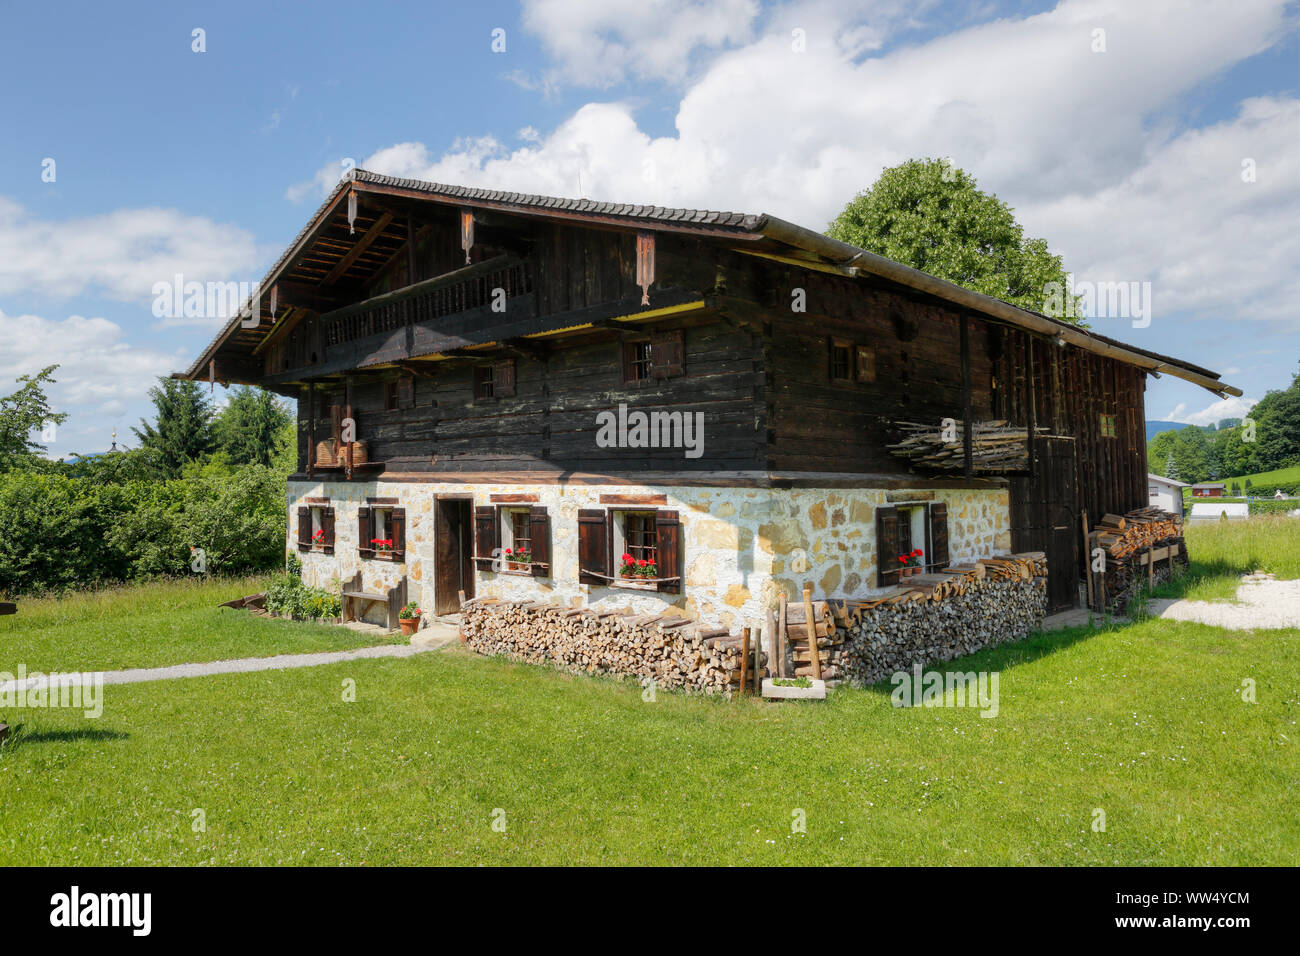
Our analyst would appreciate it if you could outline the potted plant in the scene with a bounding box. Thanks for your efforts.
[398,602,422,636]
[619,553,636,578]
[511,547,532,571]
[371,537,394,557]
[897,549,924,579]
[312,528,327,548]
[635,558,658,579]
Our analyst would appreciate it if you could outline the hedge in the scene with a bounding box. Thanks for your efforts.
[0,465,286,597]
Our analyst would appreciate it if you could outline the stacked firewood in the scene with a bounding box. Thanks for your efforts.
[1089,507,1187,613]
[777,553,1048,686]
[460,599,766,696]
[887,420,1048,473]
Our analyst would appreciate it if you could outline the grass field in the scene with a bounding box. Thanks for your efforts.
[0,576,401,674]
[1,533,1296,866]
[1225,463,1300,488]
[1151,515,1300,601]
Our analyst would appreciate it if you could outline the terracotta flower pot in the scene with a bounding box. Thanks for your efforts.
[399,617,418,636]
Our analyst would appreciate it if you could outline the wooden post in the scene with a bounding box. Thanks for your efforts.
[306,382,315,479]
[802,587,821,679]
[1026,333,1037,478]
[1081,510,1093,611]
[753,626,762,694]
[739,629,750,696]
[765,608,777,683]
[960,314,973,479]
[777,592,788,678]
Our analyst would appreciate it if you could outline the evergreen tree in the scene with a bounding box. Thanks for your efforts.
[213,386,294,468]
[132,378,214,477]
[1165,449,1179,481]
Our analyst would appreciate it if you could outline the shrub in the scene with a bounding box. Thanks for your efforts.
[264,573,339,621]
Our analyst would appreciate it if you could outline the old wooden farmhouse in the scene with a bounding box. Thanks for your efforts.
[179,170,1240,633]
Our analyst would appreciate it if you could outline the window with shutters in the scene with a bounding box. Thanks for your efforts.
[830,338,853,383]
[622,328,685,384]
[577,508,681,593]
[474,359,516,399]
[473,504,550,577]
[1099,413,1117,438]
[297,502,335,553]
[359,500,405,561]
[876,501,949,586]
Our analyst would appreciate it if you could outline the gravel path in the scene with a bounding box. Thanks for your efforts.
[0,629,458,695]
[1148,573,1300,630]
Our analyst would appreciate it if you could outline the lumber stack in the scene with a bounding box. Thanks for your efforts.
[886,420,1047,473]
[460,599,766,696]
[793,553,1047,686]
[1089,506,1188,613]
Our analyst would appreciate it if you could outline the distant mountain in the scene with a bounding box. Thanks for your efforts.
[1145,420,1192,441]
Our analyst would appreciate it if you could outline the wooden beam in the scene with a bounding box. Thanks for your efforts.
[960,314,973,479]
[322,211,395,286]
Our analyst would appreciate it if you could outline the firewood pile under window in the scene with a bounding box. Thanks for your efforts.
[887,420,1048,473]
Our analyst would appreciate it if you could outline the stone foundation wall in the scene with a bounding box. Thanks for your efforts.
[288,479,1011,631]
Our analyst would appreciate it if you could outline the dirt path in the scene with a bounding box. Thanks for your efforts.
[1148,572,1300,630]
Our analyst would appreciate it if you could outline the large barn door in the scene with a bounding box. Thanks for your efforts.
[1010,436,1079,613]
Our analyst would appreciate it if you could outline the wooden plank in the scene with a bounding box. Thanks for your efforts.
[322,211,395,286]
[801,586,821,678]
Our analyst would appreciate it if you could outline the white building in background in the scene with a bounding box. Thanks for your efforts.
[1148,473,1188,517]
[1189,502,1249,523]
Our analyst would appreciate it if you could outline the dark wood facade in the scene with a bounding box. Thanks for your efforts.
[183,171,1231,612]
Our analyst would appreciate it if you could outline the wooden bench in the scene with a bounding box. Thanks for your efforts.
[341,572,406,630]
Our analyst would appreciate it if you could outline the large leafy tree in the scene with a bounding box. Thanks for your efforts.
[214,386,295,468]
[827,158,1081,319]
[132,378,214,477]
[0,365,68,471]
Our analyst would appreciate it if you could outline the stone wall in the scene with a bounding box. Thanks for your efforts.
[288,479,1011,631]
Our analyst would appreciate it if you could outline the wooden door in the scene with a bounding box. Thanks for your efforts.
[1010,436,1080,613]
[434,498,473,615]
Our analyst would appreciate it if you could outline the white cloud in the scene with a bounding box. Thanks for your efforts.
[0,197,262,304]
[1165,395,1258,426]
[0,308,184,456]
[520,0,761,87]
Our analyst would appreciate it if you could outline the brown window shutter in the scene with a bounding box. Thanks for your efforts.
[577,508,608,585]
[390,507,406,562]
[651,329,685,378]
[621,341,634,384]
[358,505,373,558]
[876,505,900,587]
[297,506,311,551]
[528,506,550,577]
[474,505,498,571]
[654,509,681,593]
[397,373,414,409]
[927,502,949,570]
[494,359,516,397]
[322,506,336,554]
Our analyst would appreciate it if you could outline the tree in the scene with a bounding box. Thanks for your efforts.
[132,378,214,477]
[827,158,1082,319]
[213,386,295,468]
[0,365,68,471]
[1165,450,1179,481]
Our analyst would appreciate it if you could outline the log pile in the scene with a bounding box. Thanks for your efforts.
[887,420,1048,473]
[777,553,1048,686]
[1089,507,1188,613]
[460,600,766,696]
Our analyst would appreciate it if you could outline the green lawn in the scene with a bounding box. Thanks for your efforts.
[1225,463,1300,488]
[1,601,1296,864]
[0,576,401,674]
[1150,515,1300,602]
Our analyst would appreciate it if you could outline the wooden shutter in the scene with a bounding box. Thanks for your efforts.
[296,506,311,551]
[654,510,681,593]
[876,505,900,587]
[397,373,415,409]
[474,506,498,571]
[528,506,550,578]
[578,509,608,585]
[621,342,635,383]
[928,502,949,570]
[651,329,685,379]
[390,507,406,562]
[322,507,335,554]
[493,359,516,397]
[358,505,373,558]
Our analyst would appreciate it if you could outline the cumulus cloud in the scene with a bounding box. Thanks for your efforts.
[0,198,262,304]
[0,308,184,456]
[1164,395,1259,427]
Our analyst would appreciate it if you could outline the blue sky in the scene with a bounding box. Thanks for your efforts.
[1,0,1296,456]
